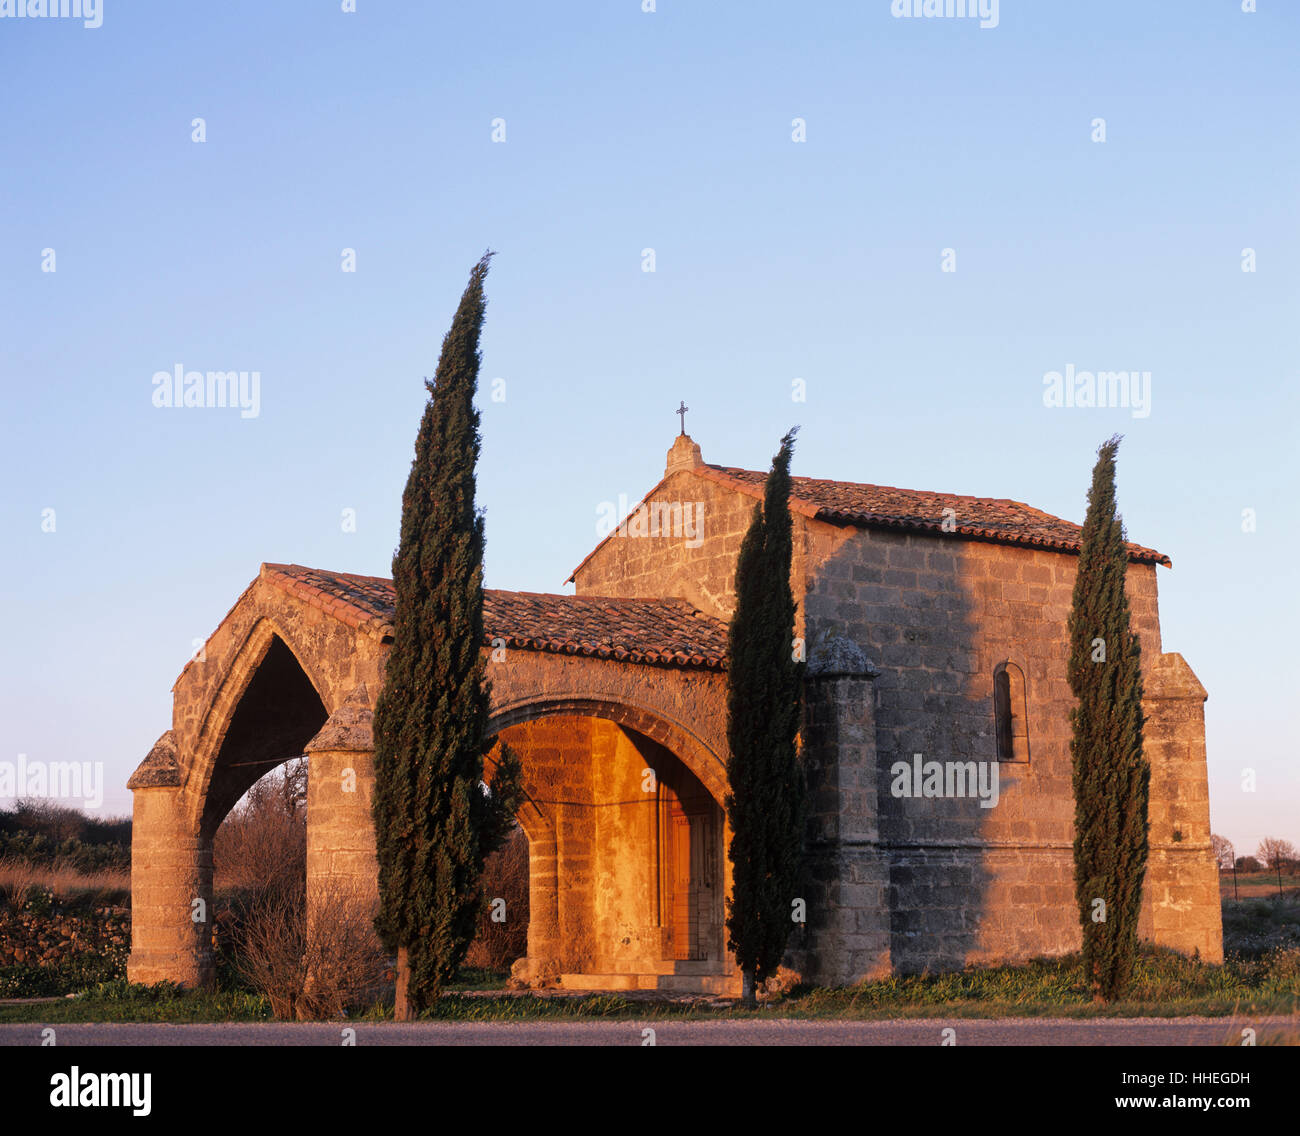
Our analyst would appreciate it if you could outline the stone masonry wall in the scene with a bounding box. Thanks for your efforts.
[590,725,661,972]
[575,469,765,624]
[799,522,1219,971]
[499,715,598,974]
[574,454,1220,974]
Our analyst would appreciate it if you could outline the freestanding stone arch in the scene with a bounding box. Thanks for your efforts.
[129,568,389,986]
[129,563,740,992]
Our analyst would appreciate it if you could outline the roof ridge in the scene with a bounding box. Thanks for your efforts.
[256,564,727,671]
[698,464,1169,566]
[717,465,1057,510]
[264,566,706,614]
[270,562,395,585]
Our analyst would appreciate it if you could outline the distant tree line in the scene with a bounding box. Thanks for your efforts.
[1210,833,1299,875]
[0,801,131,872]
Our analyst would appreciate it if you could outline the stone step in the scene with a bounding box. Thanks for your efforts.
[643,959,723,976]
[559,972,738,995]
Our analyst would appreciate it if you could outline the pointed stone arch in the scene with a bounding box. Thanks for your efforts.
[486,694,727,808]
[129,568,388,986]
[130,564,734,990]
[485,694,734,990]
[193,623,327,840]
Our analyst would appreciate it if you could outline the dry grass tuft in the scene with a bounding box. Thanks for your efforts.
[0,858,130,908]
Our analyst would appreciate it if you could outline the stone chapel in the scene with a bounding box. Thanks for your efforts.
[128,431,1222,994]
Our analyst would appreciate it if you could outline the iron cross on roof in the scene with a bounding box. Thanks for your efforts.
[676,401,689,435]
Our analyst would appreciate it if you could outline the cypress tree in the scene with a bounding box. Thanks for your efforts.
[724,428,805,1007]
[371,253,521,1018]
[1067,435,1149,1001]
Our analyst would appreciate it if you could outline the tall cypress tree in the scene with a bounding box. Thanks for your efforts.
[724,428,805,1007]
[1067,435,1149,1001]
[372,253,521,1018]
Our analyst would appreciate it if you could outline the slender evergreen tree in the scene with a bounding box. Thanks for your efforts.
[1067,435,1149,1001]
[371,253,521,1018]
[724,428,805,1006]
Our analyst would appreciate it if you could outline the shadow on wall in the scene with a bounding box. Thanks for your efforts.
[492,713,727,982]
[807,526,1081,975]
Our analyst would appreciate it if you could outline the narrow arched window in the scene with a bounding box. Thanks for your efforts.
[993,661,1029,763]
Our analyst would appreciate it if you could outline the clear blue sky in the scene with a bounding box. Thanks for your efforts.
[1,1,1295,858]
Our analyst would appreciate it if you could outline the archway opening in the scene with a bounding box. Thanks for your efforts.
[201,635,328,842]
[494,711,726,989]
[199,635,330,1004]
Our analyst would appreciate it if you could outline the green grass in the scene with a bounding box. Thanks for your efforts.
[443,967,509,992]
[0,953,127,999]
[2,945,1296,1024]
[773,947,1299,1020]
[0,979,273,1023]
[3,887,1297,1024]
[1219,871,1300,901]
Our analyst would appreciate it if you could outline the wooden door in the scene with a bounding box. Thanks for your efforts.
[656,767,719,964]
[660,796,704,961]
[670,808,697,959]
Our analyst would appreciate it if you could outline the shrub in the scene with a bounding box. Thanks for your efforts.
[463,825,529,973]
[0,802,131,874]
[215,760,386,1019]
[236,877,388,1020]
[26,887,54,917]
[213,759,307,899]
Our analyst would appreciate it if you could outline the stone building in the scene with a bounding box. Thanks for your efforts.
[128,433,1222,994]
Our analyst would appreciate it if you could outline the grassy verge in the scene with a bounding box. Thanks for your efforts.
[0,979,273,1023]
[2,945,1295,1024]
[773,947,1299,1020]
[3,870,1296,1025]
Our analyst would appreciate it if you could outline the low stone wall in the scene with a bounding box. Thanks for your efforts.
[0,904,130,970]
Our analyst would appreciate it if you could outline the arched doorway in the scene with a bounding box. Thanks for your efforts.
[491,709,729,991]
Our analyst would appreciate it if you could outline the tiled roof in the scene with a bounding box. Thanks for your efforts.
[696,466,1171,566]
[262,564,397,634]
[261,564,728,670]
[481,588,727,669]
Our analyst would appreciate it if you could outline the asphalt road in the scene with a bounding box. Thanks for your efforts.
[0,1017,1290,1046]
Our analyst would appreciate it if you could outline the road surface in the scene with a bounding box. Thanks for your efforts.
[1,1017,1290,1046]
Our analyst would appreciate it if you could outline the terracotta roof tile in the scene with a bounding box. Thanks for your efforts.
[697,466,1171,566]
[262,564,397,634]
[261,564,728,671]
